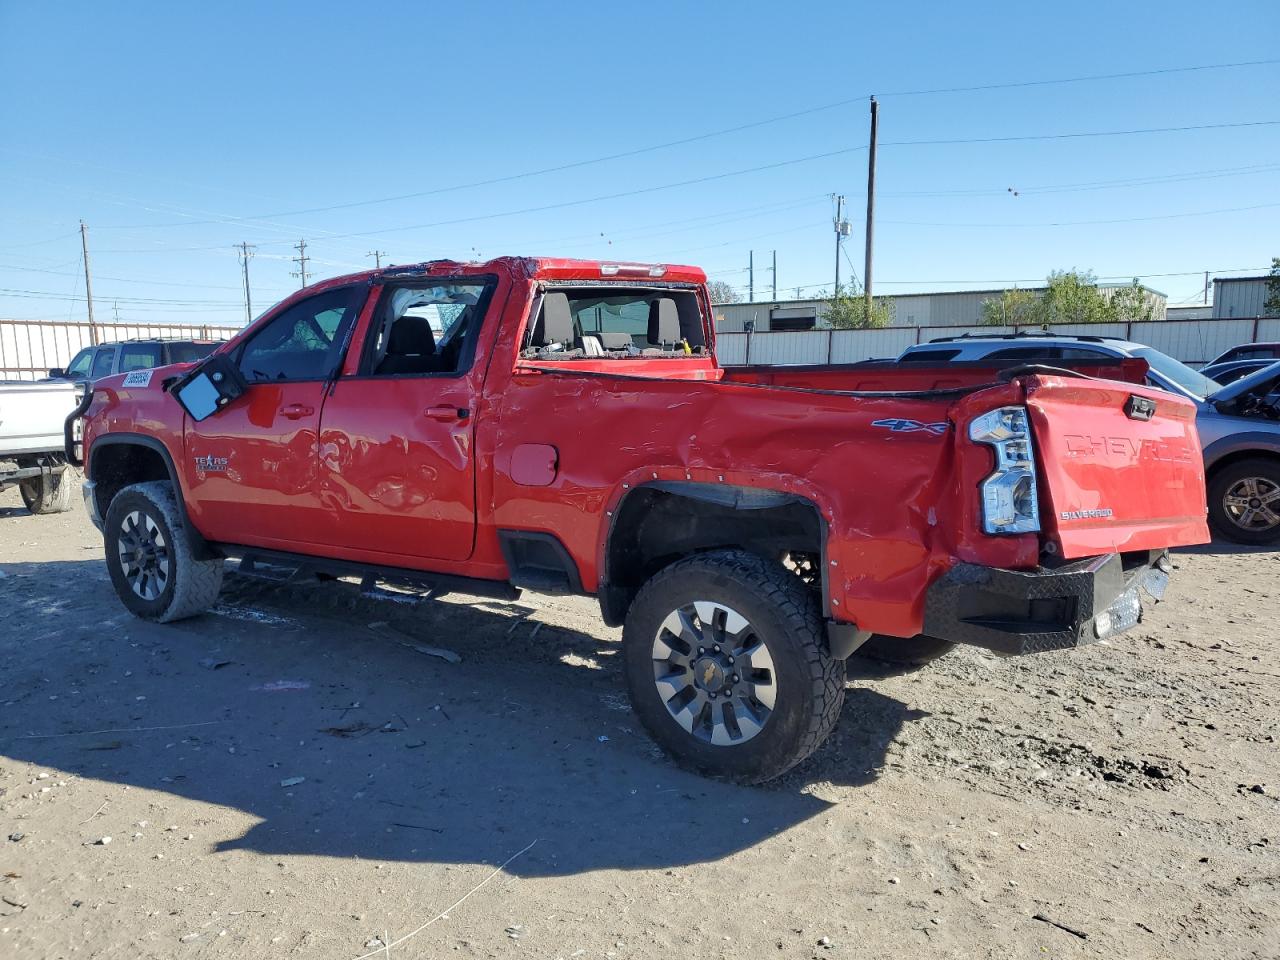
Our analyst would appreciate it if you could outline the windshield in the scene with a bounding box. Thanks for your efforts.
[1130,346,1221,399]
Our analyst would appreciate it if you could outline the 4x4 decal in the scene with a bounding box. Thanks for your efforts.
[871,418,949,436]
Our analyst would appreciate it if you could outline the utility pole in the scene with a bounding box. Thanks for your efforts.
[832,195,848,295]
[367,250,386,269]
[80,220,97,343]
[864,96,879,316]
[291,239,310,289]
[237,242,256,324]
[748,251,754,303]
[112,301,120,323]
[1204,270,1209,305]
[771,250,777,300]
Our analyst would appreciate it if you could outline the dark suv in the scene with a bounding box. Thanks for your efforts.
[48,338,223,383]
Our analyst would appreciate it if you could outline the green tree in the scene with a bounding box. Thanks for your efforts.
[706,279,741,304]
[1265,258,1280,316]
[1037,269,1114,324]
[821,281,892,329]
[981,288,1038,326]
[1108,278,1157,323]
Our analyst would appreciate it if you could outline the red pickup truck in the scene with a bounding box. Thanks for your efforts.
[68,257,1209,781]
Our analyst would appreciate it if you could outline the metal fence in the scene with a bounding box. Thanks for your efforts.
[713,316,1280,367]
[0,319,244,380]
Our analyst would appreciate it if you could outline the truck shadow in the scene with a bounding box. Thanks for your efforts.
[0,560,919,878]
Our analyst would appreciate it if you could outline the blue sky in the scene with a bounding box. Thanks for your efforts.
[1,1,1277,326]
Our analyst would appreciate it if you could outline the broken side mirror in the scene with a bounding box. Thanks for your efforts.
[170,354,247,421]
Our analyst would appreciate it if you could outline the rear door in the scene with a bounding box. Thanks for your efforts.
[314,276,498,562]
[1025,375,1209,558]
[182,285,365,547]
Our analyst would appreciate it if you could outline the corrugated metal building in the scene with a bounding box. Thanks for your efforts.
[713,283,1166,332]
[1213,275,1276,318]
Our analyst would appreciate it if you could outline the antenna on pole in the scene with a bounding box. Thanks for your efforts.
[291,239,310,289]
[237,242,256,324]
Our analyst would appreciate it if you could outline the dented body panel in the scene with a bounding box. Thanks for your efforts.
[78,256,1210,645]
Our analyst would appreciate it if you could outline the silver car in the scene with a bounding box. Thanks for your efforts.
[898,334,1280,545]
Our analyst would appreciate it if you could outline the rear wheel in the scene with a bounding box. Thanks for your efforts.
[857,633,955,668]
[103,481,223,622]
[622,550,845,783]
[18,466,73,514]
[1208,458,1280,545]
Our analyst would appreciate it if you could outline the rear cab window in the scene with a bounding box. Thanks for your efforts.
[119,343,163,372]
[521,286,708,360]
[167,341,220,365]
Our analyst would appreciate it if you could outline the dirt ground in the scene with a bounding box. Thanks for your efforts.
[1,477,1276,960]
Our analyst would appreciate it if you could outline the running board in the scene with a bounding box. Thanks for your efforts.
[210,543,521,602]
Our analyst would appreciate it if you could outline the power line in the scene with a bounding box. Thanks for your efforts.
[882,162,1280,198]
[85,58,1280,228]
[230,121,1280,248]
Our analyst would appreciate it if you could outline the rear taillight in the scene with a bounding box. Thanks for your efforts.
[969,406,1040,535]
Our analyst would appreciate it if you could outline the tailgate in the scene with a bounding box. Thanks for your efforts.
[1024,375,1208,558]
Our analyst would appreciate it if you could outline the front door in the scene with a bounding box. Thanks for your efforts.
[315,278,494,562]
[182,285,365,548]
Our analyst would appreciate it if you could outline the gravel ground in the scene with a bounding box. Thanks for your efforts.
[1,478,1276,959]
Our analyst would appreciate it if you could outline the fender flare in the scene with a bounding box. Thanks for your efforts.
[597,478,832,625]
[1202,432,1280,473]
[89,433,217,559]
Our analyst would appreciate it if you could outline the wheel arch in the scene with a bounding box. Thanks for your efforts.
[89,434,215,559]
[598,480,828,627]
[1203,436,1280,479]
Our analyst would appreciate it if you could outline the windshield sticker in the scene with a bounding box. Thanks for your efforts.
[121,369,154,388]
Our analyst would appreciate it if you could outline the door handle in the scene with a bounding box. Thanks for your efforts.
[424,406,469,421]
[280,403,314,420]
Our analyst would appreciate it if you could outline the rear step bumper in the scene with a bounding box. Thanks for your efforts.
[923,550,1172,656]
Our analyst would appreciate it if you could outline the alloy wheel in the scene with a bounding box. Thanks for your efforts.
[650,601,777,746]
[116,509,171,601]
[1223,476,1280,532]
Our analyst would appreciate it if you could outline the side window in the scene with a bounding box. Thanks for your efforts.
[1057,347,1112,361]
[238,287,364,382]
[982,346,1061,361]
[65,347,94,377]
[363,280,494,376]
[89,347,116,379]
[119,343,163,372]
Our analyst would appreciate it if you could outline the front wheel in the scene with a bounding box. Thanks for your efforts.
[622,550,845,783]
[1207,458,1280,545]
[103,481,224,622]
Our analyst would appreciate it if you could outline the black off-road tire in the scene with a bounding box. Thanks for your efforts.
[1207,457,1280,545]
[622,550,845,783]
[19,467,73,514]
[103,481,224,622]
[857,633,956,668]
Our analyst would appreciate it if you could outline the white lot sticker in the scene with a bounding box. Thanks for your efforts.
[121,369,153,388]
